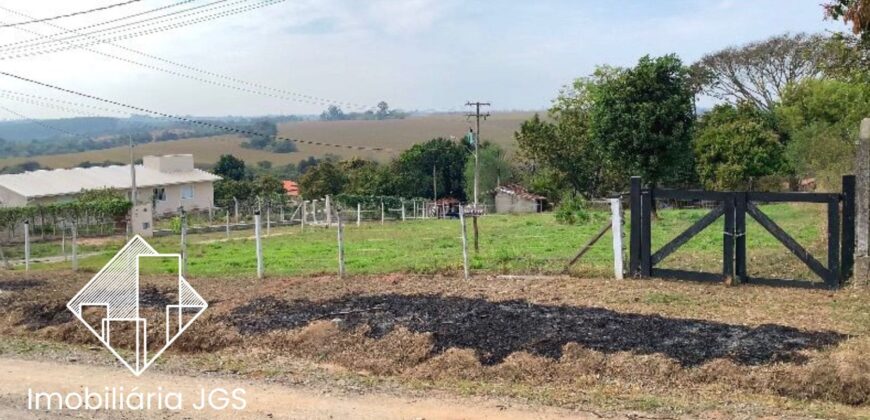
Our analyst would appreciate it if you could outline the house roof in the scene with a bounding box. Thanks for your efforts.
[496,184,546,201]
[282,180,300,196]
[0,164,221,199]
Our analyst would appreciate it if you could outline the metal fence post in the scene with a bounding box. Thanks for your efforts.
[254,211,263,279]
[610,198,624,279]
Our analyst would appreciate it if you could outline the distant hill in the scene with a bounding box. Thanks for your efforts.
[0,112,537,170]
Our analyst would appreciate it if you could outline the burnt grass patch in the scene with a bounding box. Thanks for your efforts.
[226,294,847,367]
[0,279,46,292]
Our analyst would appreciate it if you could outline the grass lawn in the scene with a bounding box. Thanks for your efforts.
[15,203,829,283]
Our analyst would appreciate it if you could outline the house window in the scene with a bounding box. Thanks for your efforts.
[181,184,195,200]
[154,188,166,202]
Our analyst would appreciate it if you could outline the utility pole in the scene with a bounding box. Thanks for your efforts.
[466,101,490,252]
[129,135,137,205]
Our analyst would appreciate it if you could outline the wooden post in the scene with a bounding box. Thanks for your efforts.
[180,208,187,276]
[337,208,345,278]
[610,198,624,279]
[629,177,641,276]
[855,119,870,284]
[735,192,747,282]
[459,206,469,280]
[254,211,263,279]
[71,223,78,272]
[842,175,856,282]
[827,196,841,288]
[23,220,30,272]
[723,195,735,282]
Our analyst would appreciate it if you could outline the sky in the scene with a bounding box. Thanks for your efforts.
[0,0,849,120]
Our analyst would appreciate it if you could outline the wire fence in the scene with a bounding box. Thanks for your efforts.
[1,196,624,279]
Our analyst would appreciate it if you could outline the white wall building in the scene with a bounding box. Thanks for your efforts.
[0,154,220,215]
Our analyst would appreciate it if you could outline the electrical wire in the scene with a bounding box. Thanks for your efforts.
[0,1,197,48]
[0,3,374,110]
[0,70,395,153]
[0,104,101,143]
[0,0,144,28]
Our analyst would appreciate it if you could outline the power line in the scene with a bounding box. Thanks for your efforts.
[0,0,239,53]
[0,1,286,61]
[465,101,490,253]
[0,1,197,49]
[0,71,396,153]
[0,104,100,143]
[0,5,372,110]
[0,0,144,28]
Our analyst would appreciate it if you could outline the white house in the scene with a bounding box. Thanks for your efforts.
[0,154,220,215]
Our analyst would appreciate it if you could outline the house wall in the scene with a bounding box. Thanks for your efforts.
[495,192,539,214]
[0,185,26,207]
[151,181,214,215]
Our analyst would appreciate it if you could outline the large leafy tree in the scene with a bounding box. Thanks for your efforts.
[515,68,621,198]
[692,33,832,111]
[591,54,696,188]
[392,138,467,200]
[298,160,348,199]
[213,154,248,181]
[776,78,870,189]
[694,104,787,190]
[463,143,515,203]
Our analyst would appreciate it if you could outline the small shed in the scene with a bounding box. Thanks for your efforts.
[494,184,546,214]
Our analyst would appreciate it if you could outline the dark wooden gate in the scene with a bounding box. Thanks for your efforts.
[629,175,856,289]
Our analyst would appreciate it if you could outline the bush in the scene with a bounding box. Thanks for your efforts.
[554,193,591,225]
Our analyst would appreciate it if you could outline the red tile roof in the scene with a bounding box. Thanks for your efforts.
[282,180,300,197]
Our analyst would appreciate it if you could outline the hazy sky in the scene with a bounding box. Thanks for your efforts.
[0,0,847,119]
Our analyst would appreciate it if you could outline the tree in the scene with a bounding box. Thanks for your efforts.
[298,160,347,199]
[591,54,696,188]
[376,101,390,119]
[320,105,346,121]
[776,78,870,189]
[693,33,832,110]
[341,158,395,196]
[825,0,870,42]
[213,154,247,181]
[693,104,787,190]
[515,68,623,198]
[392,138,467,200]
[464,143,515,203]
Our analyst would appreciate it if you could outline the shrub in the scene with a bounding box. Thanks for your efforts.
[554,193,591,225]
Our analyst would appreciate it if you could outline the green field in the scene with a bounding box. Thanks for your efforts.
[17,203,827,283]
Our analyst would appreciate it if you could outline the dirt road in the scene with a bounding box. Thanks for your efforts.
[0,357,595,420]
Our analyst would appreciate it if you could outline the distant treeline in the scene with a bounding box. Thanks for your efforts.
[319,101,407,121]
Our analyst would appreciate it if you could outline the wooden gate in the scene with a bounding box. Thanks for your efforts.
[629,175,856,289]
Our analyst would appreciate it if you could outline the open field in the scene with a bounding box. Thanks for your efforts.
[12,203,829,284]
[0,112,535,169]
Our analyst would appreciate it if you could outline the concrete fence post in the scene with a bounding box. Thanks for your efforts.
[357,203,361,227]
[459,206,469,280]
[180,208,187,276]
[23,220,30,272]
[610,198,624,279]
[71,223,78,272]
[225,210,230,238]
[854,118,870,284]
[337,208,345,278]
[254,211,263,279]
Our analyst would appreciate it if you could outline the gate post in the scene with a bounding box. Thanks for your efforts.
[854,119,870,285]
[735,192,747,282]
[629,176,642,276]
[723,195,735,282]
[842,175,856,282]
[640,189,652,277]
[827,196,841,288]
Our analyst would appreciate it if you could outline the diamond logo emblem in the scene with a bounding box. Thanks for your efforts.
[67,235,207,376]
